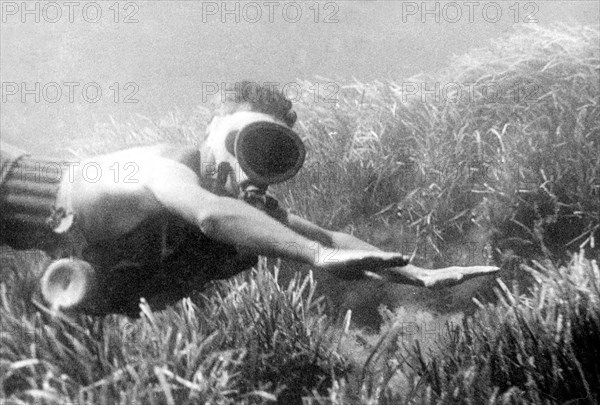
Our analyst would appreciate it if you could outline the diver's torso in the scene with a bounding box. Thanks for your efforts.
[78,144,257,314]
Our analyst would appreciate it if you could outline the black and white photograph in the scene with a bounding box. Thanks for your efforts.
[1,1,598,403]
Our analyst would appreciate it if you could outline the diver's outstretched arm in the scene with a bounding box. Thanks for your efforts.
[145,163,409,277]
[286,214,499,287]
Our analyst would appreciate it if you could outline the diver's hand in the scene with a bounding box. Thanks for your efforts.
[315,249,411,280]
[314,248,498,286]
[379,264,500,288]
[419,265,499,288]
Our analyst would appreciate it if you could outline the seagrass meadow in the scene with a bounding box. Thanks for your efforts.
[1,25,599,404]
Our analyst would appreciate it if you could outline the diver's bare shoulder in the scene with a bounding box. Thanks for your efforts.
[58,145,203,242]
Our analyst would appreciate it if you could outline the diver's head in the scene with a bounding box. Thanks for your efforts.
[200,81,305,196]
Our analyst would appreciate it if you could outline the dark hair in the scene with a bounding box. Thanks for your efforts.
[216,81,297,128]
